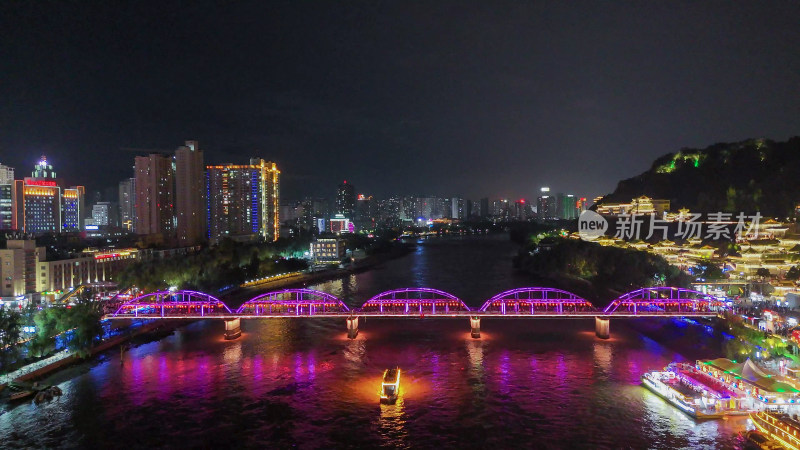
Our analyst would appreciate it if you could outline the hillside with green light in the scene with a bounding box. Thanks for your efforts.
[597,137,800,216]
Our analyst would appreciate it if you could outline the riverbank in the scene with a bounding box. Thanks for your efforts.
[1,319,183,388]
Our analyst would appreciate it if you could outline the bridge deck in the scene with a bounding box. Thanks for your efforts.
[104,311,719,319]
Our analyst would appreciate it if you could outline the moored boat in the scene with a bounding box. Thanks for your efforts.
[742,430,783,450]
[750,410,800,450]
[641,370,724,419]
[9,390,35,402]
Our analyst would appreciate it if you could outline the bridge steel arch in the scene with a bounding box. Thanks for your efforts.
[360,288,470,315]
[602,287,725,315]
[479,288,596,315]
[236,288,349,316]
[110,290,231,318]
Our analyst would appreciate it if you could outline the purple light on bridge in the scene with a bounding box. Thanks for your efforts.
[236,288,349,315]
[105,286,730,319]
[360,287,470,313]
[479,287,594,314]
[112,290,232,317]
[602,287,724,315]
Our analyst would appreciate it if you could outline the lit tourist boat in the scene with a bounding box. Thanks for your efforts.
[380,367,400,404]
[742,430,783,450]
[641,370,725,419]
[750,410,800,450]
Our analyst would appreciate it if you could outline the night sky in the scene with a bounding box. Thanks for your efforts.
[2,1,799,202]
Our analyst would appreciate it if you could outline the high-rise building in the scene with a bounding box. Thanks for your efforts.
[355,194,375,231]
[0,163,13,184]
[91,201,119,227]
[299,198,330,233]
[206,159,280,243]
[479,198,489,218]
[492,199,510,220]
[376,197,402,228]
[119,178,136,232]
[557,193,578,220]
[537,187,555,220]
[406,196,446,221]
[513,199,533,221]
[13,180,60,233]
[0,239,45,297]
[450,197,465,220]
[62,186,85,232]
[576,197,589,213]
[12,156,84,233]
[537,196,555,219]
[175,140,205,245]
[280,201,305,226]
[0,163,13,230]
[336,181,356,219]
[0,184,12,230]
[134,153,174,236]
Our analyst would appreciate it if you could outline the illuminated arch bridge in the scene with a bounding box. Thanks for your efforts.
[108,286,726,319]
[107,287,727,340]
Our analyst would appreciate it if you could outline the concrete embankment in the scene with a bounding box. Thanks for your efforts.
[3,320,180,386]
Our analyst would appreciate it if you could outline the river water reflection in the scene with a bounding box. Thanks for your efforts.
[1,235,746,448]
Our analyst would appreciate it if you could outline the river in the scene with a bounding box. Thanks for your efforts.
[0,235,748,448]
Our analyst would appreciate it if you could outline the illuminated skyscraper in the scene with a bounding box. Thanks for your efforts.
[134,153,174,236]
[537,187,555,220]
[12,156,84,233]
[336,181,356,220]
[0,163,13,230]
[355,194,375,230]
[554,193,579,220]
[62,186,85,232]
[118,178,136,232]
[206,159,280,242]
[175,140,205,245]
[13,180,60,233]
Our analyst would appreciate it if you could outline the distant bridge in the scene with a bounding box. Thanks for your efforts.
[105,286,727,339]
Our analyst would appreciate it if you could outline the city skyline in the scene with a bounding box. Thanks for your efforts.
[0,152,590,204]
[1,153,590,203]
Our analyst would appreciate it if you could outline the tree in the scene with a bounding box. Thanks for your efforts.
[0,307,23,376]
[786,266,800,281]
[66,299,105,358]
[697,263,726,281]
[756,268,771,280]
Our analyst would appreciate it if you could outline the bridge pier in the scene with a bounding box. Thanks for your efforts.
[595,317,610,339]
[346,316,359,339]
[470,316,481,339]
[224,318,242,340]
